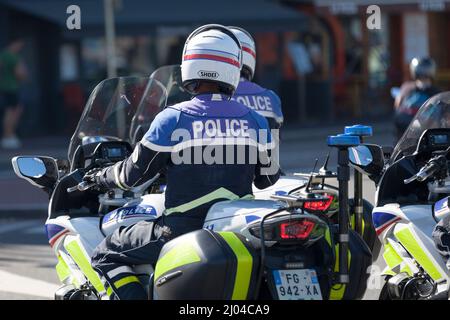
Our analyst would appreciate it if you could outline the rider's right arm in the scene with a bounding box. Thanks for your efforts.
[250,109,281,189]
[254,156,280,189]
[97,108,180,190]
[268,89,284,125]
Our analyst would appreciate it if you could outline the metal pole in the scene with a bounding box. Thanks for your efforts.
[328,134,359,286]
[104,0,126,139]
[354,136,364,236]
[104,0,117,78]
[337,148,350,284]
[345,125,372,238]
[354,170,363,235]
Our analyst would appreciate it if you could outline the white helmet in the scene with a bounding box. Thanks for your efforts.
[228,26,256,80]
[181,24,242,96]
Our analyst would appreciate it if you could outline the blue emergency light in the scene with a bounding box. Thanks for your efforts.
[344,125,373,137]
[327,134,360,147]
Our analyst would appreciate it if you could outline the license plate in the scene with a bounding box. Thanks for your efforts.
[272,269,322,300]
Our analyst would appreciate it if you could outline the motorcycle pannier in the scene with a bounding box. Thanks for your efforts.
[329,228,372,300]
[153,229,259,300]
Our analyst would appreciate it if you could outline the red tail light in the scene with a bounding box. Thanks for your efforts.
[304,195,334,212]
[280,220,315,240]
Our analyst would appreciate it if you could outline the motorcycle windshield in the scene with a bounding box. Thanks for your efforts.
[68,76,167,163]
[129,65,191,143]
[149,64,190,106]
[391,92,450,162]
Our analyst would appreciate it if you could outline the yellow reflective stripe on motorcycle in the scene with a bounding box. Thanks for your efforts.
[324,228,332,247]
[64,239,106,293]
[333,246,352,272]
[165,187,240,215]
[218,232,253,300]
[383,242,403,269]
[400,263,413,277]
[381,268,397,277]
[55,255,71,282]
[361,216,365,236]
[329,245,352,300]
[350,214,366,236]
[154,242,201,280]
[394,227,443,281]
[329,284,346,300]
[106,286,113,297]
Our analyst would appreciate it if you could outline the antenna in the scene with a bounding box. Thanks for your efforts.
[319,151,330,174]
[318,152,331,190]
[305,158,319,193]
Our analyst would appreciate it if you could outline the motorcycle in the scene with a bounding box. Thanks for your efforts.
[11,65,371,300]
[349,93,450,299]
[13,74,168,300]
[151,65,377,254]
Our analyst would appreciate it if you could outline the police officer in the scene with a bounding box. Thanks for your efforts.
[88,25,280,300]
[228,26,283,130]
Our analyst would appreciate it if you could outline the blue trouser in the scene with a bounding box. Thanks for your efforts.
[91,212,205,300]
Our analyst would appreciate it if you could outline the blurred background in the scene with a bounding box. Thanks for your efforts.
[1,0,449,137]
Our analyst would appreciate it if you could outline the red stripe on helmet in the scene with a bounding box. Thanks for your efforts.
[183,54,240,68]
[242,46,256,58]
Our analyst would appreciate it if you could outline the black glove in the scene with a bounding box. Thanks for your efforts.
[82,167,106,191]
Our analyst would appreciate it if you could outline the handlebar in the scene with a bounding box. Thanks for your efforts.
[66,172,161,194]
[67,181,97,193]
[404,154,448,184]
[404,162,439,184]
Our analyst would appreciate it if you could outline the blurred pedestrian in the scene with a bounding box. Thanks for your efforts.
[0,38,27,149]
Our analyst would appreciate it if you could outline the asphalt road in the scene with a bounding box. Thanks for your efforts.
[0,218,60,299]
[0,126,394,300]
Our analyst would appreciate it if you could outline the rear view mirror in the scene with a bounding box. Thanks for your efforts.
[16,157,46,177]
[12,156,59,190]
[349,145,373,167]
[349,144,384,182]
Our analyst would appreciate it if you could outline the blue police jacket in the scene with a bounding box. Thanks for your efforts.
[232,80,283,129]
[99,93,280,215]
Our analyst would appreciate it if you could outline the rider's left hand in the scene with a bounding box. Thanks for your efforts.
[83,167,105,187]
